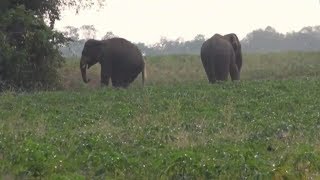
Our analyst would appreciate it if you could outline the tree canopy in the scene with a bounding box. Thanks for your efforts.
[0,0,105,28]
[0,0,105,91]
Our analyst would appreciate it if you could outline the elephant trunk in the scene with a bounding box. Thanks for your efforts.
[80,57,89,83]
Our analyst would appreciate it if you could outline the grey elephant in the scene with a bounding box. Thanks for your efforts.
[200,33,242,83]
[80,37,146,88]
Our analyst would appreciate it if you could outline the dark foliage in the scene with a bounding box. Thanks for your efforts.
[0,6,66,91]
[0,0,105,91]
[0,0,104,28]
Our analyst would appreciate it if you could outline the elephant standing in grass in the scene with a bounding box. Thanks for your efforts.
[80,38,146,88]
[200,33,242,83]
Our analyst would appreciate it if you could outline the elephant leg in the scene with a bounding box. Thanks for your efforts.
[112,79,129,88]
[229,63,240,81]
[111,70,130,88]
[201,58,215,83]
[201,55,212,83]
[235,51,242,72]
[121,82,130,88]
[215,68,229,81]
[214,57,229,81]
[111,79,120,88]
[100,72,110,86]
[100,61,111,86]
[208,59,217,83]
[229,52,240,81]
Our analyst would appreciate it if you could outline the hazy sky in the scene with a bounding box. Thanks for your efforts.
[55,0,320,44]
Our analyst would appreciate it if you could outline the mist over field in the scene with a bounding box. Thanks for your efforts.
[60,26,320,57]
[61,52,320,89]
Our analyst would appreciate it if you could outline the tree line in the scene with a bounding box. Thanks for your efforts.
[60,25,320,57]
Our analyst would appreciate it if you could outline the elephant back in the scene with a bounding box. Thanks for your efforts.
[104,38,143,64]
[202,34,233,56]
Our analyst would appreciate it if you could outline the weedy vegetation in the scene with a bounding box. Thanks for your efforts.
[0,52,320,179]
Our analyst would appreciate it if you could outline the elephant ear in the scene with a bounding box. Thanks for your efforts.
[224,33,242,71]
[224,34,241,52]
[82,39,104,65]
[83,39,103,54]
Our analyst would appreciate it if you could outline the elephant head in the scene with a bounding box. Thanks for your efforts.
[80,39,103,83]
[223,33,242,71]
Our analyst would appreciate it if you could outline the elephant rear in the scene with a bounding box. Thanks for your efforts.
[200,34,236,83]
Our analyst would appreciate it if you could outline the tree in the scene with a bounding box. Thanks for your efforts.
[241,26,285,52]
[0,0,105,91]
[194,34,205,41]
[0,0,105,28]
[0,6,66,90]
[241,26,320,53]
[80,25,97,39]
[63,26,79,41]
[102,31,117,40]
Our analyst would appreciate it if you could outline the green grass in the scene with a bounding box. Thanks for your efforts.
[1,52,320,179]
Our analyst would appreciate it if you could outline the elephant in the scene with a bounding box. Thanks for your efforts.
[200,33,242,83]
[80,37,146,88]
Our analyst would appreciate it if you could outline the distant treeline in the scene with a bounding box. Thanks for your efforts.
[60,25,320,57]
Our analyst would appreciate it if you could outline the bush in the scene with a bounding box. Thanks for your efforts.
[0,6,66,91]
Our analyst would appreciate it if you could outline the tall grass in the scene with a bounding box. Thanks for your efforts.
[61,52,320,89]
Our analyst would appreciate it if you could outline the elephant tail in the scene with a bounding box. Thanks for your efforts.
[142,58,147,86]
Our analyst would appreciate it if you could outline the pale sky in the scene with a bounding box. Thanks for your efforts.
[55,0,320,45]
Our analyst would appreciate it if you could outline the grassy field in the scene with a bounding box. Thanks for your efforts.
[1,52,320,179]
